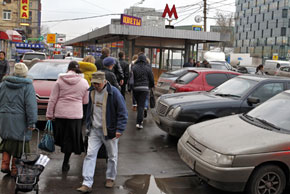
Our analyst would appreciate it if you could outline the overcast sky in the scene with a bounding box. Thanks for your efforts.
[41,0,235,41]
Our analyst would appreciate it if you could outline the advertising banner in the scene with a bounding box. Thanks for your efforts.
[20,0,29,19]
[15,43,45,49]
[120,14,142,27]
[47,34,56,44]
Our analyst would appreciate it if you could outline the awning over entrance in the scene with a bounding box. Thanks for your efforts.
[0,31,9,40]
[65,24,229,46]
[6,30,22,42]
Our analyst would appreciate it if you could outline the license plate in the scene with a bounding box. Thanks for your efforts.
[38,115,46,121]
[180,149,195,169]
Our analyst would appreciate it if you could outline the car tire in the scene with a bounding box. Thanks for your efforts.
[246,165,286,194]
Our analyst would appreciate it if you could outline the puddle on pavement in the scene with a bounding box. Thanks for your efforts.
[123,174,198,194]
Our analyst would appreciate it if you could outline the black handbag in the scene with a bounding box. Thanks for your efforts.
[149,88,155,108]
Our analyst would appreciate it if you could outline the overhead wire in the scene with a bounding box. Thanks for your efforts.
[41,13,121,23]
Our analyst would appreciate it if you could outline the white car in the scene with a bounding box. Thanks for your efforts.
[264,60,290,75]
[21,52,46,68]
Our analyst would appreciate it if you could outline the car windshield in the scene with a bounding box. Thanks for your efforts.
[211,77,258,97]
[28,61,69,80]
[23,54,46,60]
[160,69,186,78]
[246,92,290,132]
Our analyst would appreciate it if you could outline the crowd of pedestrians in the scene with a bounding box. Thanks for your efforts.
[0,48,155,193]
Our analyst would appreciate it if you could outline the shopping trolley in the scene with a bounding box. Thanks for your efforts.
[14,128,45,194]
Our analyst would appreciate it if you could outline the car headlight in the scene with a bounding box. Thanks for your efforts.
[180,130,189,142]
[172,106,181,119]
[201,149,234,167]
[167,106,181,119]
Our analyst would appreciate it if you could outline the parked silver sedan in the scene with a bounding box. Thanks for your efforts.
[178,90,290,194]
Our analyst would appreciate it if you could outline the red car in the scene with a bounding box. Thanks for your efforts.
[169,69,241,93]
[28,60,72,121]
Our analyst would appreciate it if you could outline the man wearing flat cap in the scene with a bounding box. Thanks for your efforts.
[101,57,121,90]
[77,71,128,193]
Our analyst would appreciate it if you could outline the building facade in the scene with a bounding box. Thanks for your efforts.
[0,0,41,39]
[235,0,290,60]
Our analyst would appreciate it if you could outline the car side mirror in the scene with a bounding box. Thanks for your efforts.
[247,97,260,105]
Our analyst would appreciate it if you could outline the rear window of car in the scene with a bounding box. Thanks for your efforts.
[206,73,229,87]
[23,54,46,60]
[160,69,187,78]
[175,72,199,84]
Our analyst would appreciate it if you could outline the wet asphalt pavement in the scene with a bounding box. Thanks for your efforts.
[0,94,290,194]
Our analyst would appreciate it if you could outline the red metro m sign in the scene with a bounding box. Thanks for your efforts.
[162,4,178,20]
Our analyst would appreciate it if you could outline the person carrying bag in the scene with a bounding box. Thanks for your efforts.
[38,120,55,153]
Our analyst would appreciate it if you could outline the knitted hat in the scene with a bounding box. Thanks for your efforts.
[103,57,115,67]
[14,63,28,77]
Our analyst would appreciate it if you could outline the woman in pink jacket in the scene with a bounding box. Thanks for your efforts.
[46,61,89,172]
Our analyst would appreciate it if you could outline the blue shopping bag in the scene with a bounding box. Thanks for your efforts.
[38,120,55,152]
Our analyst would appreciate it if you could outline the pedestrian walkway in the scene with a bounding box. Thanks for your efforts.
[0,95,194,194]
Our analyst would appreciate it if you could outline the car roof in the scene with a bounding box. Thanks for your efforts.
[187,68,238,73]
[238,74,290,81]
[24,52,46,55]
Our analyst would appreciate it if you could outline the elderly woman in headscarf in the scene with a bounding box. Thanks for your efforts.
[132,53,155,129]
[0,63,37,177]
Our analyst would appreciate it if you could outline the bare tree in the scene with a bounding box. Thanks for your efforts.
[40,25,50,37]
[213,12,234,52]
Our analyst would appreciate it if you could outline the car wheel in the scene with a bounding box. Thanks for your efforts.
[246,165,286,194]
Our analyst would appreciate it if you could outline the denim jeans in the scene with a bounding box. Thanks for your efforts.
[133,90,149,125]
[82,128,119,188]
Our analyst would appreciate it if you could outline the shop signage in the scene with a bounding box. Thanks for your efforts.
[273,53,278,60]
[192,25,202,31]
[120,14,142,26]
[20,0,29,19]
[162,4,178,19]
[47,34,56,44]
[27,36,44,41]
[15,43,45,49]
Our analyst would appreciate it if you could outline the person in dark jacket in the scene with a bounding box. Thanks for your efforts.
[118,51,129,98]
[77,71,128,193]
[0,63,37,177]
[95,47,124,85]
[132,53,154,129]
[0,51,10,82]
[183,58,195,67]
[102,57,121,90]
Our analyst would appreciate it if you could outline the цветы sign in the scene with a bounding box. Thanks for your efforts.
[120,14,142,27]
[20,0,29,19]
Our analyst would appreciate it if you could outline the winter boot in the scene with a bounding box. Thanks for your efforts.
[10,157,17,177]
[1,152,11,174]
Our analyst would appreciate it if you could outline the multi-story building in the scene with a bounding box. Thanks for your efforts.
[0,0,41,40]
[124,6,165,28]
[235,0,290,60]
